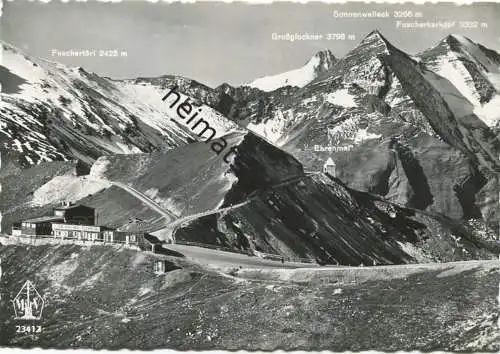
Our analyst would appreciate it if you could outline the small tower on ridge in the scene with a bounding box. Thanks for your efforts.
[323,157,336,177]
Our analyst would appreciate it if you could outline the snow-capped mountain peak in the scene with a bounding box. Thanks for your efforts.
[419,33,500,127]
[247,49,336,92]
[439,34,498,72]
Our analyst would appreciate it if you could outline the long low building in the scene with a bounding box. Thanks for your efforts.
[52,223,110,241]
[18,202,96,237]
[53,223,155,249]
[14,205,161,251]
[102,229,150,247]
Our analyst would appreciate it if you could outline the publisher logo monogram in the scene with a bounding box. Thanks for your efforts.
[12,280,44,320]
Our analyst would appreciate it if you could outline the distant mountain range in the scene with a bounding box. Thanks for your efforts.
[1,31,499,265]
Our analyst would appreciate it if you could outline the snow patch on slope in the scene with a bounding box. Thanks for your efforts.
[32,175,111,206]
[89,157,111,179]
[425,57,500,127]
[116,81,240,140]
[114,141,143,154]
[427,35,500,127]
[326,89,358,107]
[354,128,382,143]
[2,44,107,130]
[452,34,499,73]
[476,73,500,126]
[248,56,320,91]
[433,54,480,106]
[1,42,241,166]
[474,95,500,127]
[325,112,382,146]
[247,110,288,144]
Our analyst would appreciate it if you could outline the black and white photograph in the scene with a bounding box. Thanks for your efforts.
[0,0,499,351]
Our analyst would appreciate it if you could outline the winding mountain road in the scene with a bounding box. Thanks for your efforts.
[166,243,319,269]
[158,171,321,242]
[93,172,320,244]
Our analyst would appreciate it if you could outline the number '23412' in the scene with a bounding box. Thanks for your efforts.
[16,325,42,334]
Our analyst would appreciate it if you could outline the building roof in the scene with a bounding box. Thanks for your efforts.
[324,157,336,166]
[52,223,114,231]
[117,218,150,232]
[144,233,161,244]
[22,216,64,224]
[117,224,149,232]
[97,225,115,231]
[54,204,94,211]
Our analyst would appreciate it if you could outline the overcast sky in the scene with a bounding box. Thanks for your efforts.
[2,1,500,87]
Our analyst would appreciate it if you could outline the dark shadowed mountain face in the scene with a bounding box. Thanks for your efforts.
[1,32,499,265]
[0,65,28,94]
[174,172,499,265]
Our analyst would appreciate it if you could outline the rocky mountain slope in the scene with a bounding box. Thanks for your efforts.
[0,30,499,352]
[88,131,304,220]
[0,244,498,350]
